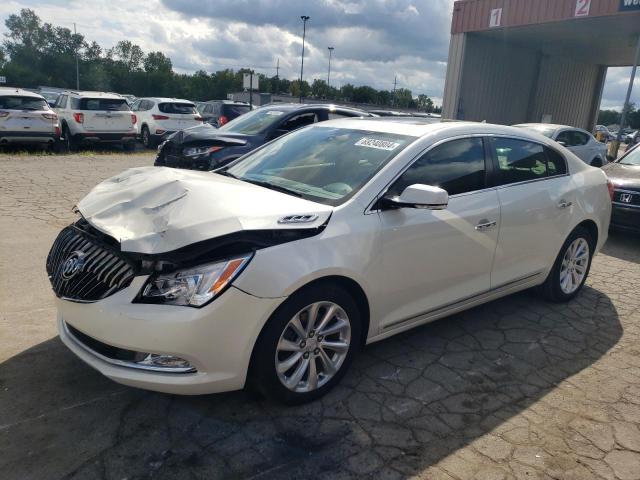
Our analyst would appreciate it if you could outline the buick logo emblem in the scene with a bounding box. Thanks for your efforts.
[620,193,633,204]
[60,251,86,281]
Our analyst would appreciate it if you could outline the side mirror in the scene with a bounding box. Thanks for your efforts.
[381,184,448,210]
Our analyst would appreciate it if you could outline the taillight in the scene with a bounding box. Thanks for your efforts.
[152,114,169,120]
[73,112,84,124]
[55,126,61,137]
[194,115,203,122]
[219,115,229,126]
[607,179,615,201]
[41,112,57,120]
[0,111,9,118]
[131,114,137,125]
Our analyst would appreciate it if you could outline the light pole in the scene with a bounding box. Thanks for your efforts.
[299,15,310,103]
[327,46,334,90]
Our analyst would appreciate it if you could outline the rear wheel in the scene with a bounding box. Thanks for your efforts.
[249,283,361,404]
[141,126,155,149]
[590,157,603,168]
[62,125,76,152]
[541,226,594,302]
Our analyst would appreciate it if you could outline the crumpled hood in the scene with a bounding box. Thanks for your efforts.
[77,166,333,254]
[168,124,251,145]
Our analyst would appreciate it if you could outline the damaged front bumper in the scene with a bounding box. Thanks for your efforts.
[57,276,284,395]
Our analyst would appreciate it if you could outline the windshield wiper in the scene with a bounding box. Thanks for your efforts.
[242,179,303,198]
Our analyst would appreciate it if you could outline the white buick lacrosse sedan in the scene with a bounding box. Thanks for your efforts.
[48,118,612,403]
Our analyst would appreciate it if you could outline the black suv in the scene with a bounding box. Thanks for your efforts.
[198,100,251,127]
[156,103,373,171]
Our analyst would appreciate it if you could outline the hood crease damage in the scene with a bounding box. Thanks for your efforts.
[77,166,332,255]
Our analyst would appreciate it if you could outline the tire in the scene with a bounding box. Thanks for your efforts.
[540,226,594,303]
[62,125,76,152]
[590,157,603,168]
[249,283,362,404]
[141,126,155,149]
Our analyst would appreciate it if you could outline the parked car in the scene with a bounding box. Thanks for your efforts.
[54,91,137,151]
[48,119,611,404]
[199,100,251,127]
[603,142,640,234]
[624,130,639,146]
[131,97,203,148]
[594,124,614,142]
[0,87,60,148]
[513,123,608,167]
[40,91,61,108]
[155,103,373,170]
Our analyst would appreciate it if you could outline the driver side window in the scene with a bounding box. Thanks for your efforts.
[388,137,487,197]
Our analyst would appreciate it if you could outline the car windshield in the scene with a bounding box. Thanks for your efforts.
[619,146,640,166]
[76,98,130,111]
[0,95,48,110]
[218,107,289,134]
[514,125,556,138]
[158,102,197,114]
[223,125,415,206]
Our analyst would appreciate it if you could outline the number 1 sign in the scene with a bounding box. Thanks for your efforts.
[575,0,591,17]
[489,8,502,28]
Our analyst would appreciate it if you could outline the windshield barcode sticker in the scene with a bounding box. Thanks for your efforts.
[355,138,400,151]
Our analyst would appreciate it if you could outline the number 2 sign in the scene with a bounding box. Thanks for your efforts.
[575,0,591,17]
[489,8,502,28]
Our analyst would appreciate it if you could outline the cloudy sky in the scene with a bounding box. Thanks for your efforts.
[0,0,637,109]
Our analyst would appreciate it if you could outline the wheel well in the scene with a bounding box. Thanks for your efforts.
[297,276,371,346]
[591,157,603,167]
[576,219,598,247]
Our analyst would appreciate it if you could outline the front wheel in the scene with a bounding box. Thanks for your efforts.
[540,226,594,302]
[249,284,361,404]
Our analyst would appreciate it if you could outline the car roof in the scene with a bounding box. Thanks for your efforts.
[138,97,194,104]
[257,103,372,116]
[315,118,573,143]
[204,100,250,105]
[61,91,126,99]
[0,87,45,99]
[514,123,582,131]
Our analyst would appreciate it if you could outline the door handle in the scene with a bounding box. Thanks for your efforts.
[557,200,573,209]
[475,220,497,231]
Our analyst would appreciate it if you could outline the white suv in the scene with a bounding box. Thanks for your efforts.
[0,87,60,148]
[131,97,203,148]
[54,91,137,151]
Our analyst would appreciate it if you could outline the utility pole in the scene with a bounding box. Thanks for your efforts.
[299,15,310,103]
[275,58,279,94]
[612,34,640,159]
[74,22,80,90]
[392,76,397,107]
[249,70,254,110]
[327,46,334,88]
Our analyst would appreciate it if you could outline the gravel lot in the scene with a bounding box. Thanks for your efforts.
[1,152,639,480]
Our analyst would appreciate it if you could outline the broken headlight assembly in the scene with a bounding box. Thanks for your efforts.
[136,254,252,307]
[183,146,223,157]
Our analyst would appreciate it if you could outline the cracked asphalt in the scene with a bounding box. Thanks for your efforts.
[1,152,639,480]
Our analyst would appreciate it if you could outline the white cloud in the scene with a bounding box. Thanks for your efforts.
[0,0,638,109]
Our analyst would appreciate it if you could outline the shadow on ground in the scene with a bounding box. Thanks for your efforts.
[0,282,623,480]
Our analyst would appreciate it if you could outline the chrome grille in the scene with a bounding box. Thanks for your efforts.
[46,225,136,302]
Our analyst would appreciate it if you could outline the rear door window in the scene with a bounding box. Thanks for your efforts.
[492,138,551,185]
[79,98,130,111]
[280,112,319,132]
[545,147,568,176]
[0,96,48,110]
[158,103,196,114]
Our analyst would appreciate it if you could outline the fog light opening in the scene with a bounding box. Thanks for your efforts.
[134,353,194,371]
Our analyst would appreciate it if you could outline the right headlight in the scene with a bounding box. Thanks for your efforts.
[137,254,252,307]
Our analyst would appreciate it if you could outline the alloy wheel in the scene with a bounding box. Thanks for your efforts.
[275,301,351,393]
[559,237,589,294]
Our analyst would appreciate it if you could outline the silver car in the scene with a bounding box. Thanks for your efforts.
[0,87,60,148]
[514,123,608,167]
